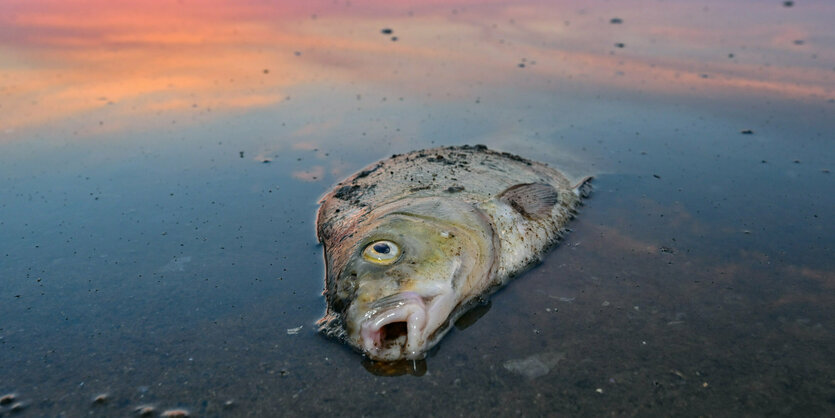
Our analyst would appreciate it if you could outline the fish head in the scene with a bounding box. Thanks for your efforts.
[321,197,497,361]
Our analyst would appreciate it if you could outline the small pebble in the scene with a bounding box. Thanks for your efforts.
[93,393,109,404]
[161,409,190,417]
[135,405,156,416]
[10,402,26,412]
[0,393,15,405]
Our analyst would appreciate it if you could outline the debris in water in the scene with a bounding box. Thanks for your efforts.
[135,405,156,416]
[610,18,623,24]
[287,325,303,335]
[503,352,566,379]
[92,393,109,404]
[0,393,16,405]
[614,42,625,48]
[783,1,794,6]
[740,129,754,134]
[239,151,244,158]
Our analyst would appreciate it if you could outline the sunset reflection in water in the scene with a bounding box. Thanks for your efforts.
[1,0,831,137]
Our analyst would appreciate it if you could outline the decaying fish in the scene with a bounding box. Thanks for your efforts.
[316,145,590,361]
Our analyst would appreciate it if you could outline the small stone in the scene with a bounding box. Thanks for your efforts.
[93,393,109,404]
[161,409,190,417]
[0,393,15,405]
[135,405,156,416]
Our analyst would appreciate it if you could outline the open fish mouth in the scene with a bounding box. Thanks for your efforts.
[360,291,428,360]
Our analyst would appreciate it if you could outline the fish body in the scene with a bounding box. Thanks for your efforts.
[316,145,589,361]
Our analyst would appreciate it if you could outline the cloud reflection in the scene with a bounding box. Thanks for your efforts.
[1,0,832,135]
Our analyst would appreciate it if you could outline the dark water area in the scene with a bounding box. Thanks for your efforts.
[1,0,833,416]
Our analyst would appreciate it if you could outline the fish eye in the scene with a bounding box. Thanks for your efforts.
[362,240,401,265]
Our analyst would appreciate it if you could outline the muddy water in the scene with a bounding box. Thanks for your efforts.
[1,0,833,416]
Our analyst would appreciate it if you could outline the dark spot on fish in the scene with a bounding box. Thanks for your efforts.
[500,151,533,165]
[391,36,398,42]
[446,186,465,193]
[356,164,381,178]
[381,28,393,35]
[334,185,361,200]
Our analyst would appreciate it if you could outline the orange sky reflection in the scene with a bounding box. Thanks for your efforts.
[1,0,832,135]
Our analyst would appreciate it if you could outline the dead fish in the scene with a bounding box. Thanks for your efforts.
[316,145,590,361]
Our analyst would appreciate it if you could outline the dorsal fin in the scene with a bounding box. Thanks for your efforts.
[498,183,559,220]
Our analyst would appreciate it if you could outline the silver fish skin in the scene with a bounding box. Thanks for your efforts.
[316,145,589,361]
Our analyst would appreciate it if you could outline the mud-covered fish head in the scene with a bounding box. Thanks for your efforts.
[319,197,498,361]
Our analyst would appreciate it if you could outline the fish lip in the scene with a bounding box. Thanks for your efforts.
[360,291,429,360]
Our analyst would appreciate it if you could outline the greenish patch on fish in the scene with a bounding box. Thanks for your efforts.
[316,145,590,361]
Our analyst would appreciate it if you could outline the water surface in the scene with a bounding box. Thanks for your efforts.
[1,0,833,416]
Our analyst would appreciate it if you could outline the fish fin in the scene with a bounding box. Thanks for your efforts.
[498,183,559,220]
[572,176,593,198]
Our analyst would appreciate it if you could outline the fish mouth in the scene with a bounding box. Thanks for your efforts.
[360,291,429,360]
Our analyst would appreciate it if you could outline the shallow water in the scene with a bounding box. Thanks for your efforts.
[1,0,833,416]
